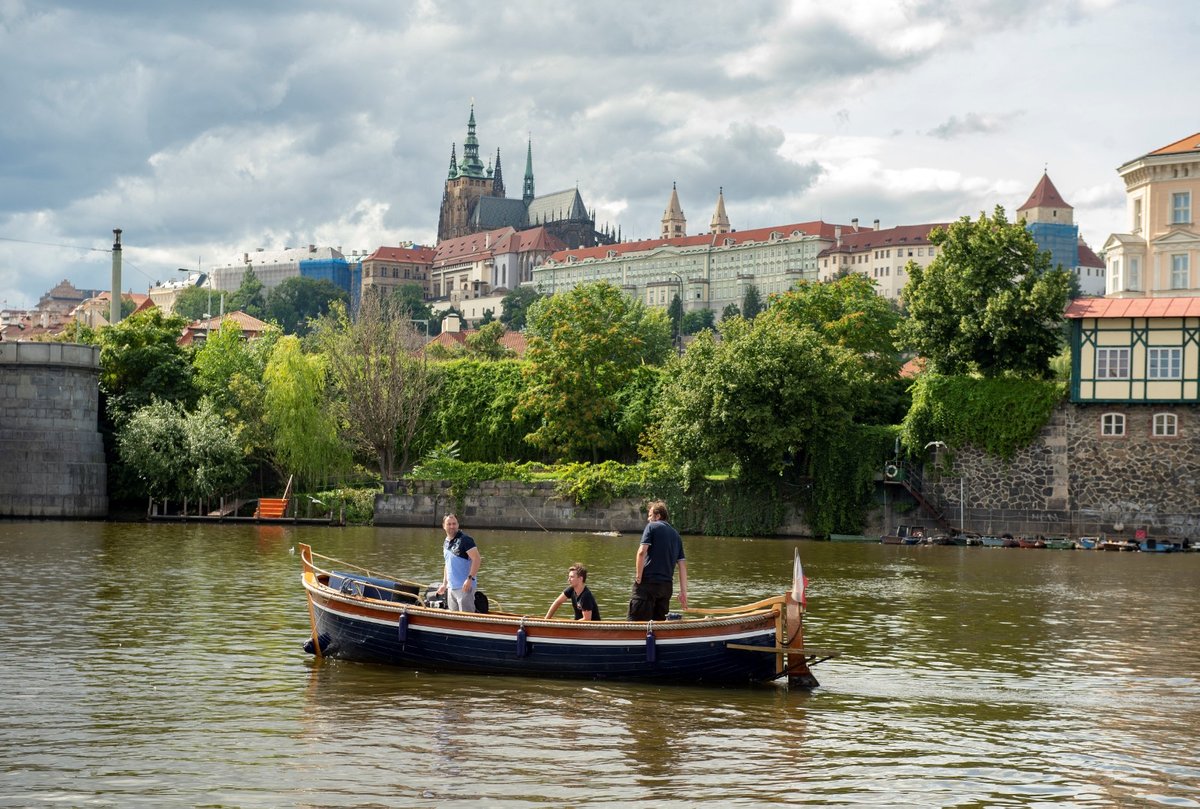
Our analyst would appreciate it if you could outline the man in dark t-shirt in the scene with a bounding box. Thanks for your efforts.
[545,563,601,620]
[628,499,687,621]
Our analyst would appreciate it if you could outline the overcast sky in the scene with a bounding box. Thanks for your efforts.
[1,0,1195,308]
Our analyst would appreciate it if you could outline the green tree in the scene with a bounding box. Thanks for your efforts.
[763,274,901,382]
[681,308,716,335]
[172,286,212,321]
[722,302,741,321]
[193,320,281,462]
[117,398,247,502]
[262,335,349,489]
[896,206,1071,377]
[464,321,514,360]
[313,292,437,480]
[389,282,436,335]
[98,308,196,427]
[226,268,267,320]
[741,284,763,320]
[517,281,671,460]
[668,293,683,341]
[500,286,543,331]
[479,307,496,326]
[266,276,349,335]
[654,316,863,482]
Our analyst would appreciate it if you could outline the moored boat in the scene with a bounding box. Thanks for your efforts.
[1044,537,1076,550]
[1076,536,1100,550]
[1017,536,1047,549]
[298,544,833,687]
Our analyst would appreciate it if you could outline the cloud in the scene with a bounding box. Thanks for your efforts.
[927,112,1024,140]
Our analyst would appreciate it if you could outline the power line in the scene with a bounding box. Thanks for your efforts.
[0,235,112,253]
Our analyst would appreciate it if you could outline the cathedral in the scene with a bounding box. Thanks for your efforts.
[436,107,617,249]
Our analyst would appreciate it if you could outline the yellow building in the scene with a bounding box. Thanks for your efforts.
[1104,133,1200,297]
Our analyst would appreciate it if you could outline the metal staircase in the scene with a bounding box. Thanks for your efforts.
[884,460,952,532]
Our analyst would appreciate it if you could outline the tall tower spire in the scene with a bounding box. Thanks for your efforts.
[493,148,506,198]
[522,135,536,205]
[662,181,686,239]
[710,186,731,234]
[460,105,485,177]
[447,143,458,179]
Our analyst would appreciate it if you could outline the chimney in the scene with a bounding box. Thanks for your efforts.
[873,219,880,231]
[851,218,859,231]
[834,225,842,247]
[110,228,123,325]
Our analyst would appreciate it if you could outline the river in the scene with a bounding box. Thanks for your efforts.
[1,521,1197,807]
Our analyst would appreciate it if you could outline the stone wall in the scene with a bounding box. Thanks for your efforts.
[0,342,108,517]
[376,479,814,536]
[919,402,1199,540]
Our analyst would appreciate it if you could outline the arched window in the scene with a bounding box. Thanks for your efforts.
[1153,413,1178,438]
[1101,413,1125,437]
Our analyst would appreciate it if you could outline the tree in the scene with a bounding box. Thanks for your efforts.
[226,268,267,320]
[463,321,514,360]
[516,281,672,460]
[266,276,348,335]
[722,302,741,321]
[117,398,247,502]
[313,291,437,481]
[98,308,196,427]
[896,206,1071,378]
[762,274,902,382]
[172,286,212,321]
[668,293,683,341]
[681,308,716,335]
[654,316,863,482]
[262,335,349,489]
[500,286,543,331]
[479,307,496,326]
[193,320,281,462]
[741,284,763,320]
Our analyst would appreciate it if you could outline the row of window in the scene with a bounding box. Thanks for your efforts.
[1101,412,1179,437]
[1096,347,1183,379]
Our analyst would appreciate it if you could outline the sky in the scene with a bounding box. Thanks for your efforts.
[1,0,1196,309]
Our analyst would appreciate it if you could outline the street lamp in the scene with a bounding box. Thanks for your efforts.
[924,440,964,530]
[667,270,684,352]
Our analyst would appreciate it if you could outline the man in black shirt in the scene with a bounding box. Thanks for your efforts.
[545,563,601,620]
[628,499,687,621]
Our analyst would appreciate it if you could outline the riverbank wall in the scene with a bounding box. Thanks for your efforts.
[374,479,815,535]
[0,342,108,518]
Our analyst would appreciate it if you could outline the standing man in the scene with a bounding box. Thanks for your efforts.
[545,563,601,621]
[628,500,687,621]
[437,513,480,613]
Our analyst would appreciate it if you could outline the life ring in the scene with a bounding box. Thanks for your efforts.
[884,463,899,478]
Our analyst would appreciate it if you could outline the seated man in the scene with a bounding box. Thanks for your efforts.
[545,563,601,620]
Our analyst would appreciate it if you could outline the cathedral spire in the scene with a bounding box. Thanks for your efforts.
[460,104,486,178]
[710,186,731,234]
[522,135,535,205]
[493,148,506,198]
[447,143,458,179]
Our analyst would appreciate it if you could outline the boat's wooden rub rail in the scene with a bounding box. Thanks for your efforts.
[726,642,841,662]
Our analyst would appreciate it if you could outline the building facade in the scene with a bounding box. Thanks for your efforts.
[815,220,946,300]
[1104,133,1200,298]
[430,225,564,323]
[361,245,436,300]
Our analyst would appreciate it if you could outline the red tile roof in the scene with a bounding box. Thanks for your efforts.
[821,223,949,255]
[424,327,527,357]
[1077,242,1104,269]
[1065,296,1200,319]
[1017,173,1072,212]
[547,221,842,264]
[367,245,436,263]
[1147,132,1200,157]
[434,227,518,264]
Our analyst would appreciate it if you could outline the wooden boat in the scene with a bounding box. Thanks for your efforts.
[881,525,924,545]
[1017,536,1047,549]
[298,544,834,688]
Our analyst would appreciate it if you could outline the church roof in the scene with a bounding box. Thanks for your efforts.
[527,189,588,225]
[1017,173,1072,212]
[470,196,528,230]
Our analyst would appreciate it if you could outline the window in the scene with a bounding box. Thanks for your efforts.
[1171,254,1190,289]
[1128,257,1141,291]
[1101,413,1125,436]
[1096,347,1130,379]
[1153,413,1178,437]
[1173,191,1191,224]
[1148,347,1182,379]
[1133,198,1143,232]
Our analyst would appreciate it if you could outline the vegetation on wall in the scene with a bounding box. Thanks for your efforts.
[900,374,1066,459]
[803,424,900,536]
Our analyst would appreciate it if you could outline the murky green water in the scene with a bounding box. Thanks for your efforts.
[1,521,1198,806]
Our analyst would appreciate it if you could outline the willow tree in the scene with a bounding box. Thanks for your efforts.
[262,335,349,489]
[313,292,437,481]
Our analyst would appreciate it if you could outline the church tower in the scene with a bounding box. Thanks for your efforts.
[709,187,731,234]
[661,182,686,239]
[522,137,535,205]
[437,105,505,242]
[1017,171,1078,272]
